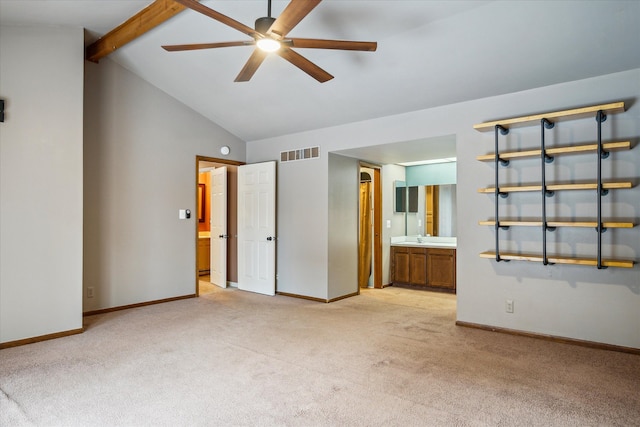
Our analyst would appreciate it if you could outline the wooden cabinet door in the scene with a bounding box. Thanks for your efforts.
[391,246,410,284]
[409,248,428,286]
[198,238,211,275]
[427,248,456,290]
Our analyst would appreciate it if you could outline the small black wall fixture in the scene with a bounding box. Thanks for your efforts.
[0,99,5,123]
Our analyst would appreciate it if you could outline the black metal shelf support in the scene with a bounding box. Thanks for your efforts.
[595,110,608,269]
[494,124,510,262]
[540,118,556,265]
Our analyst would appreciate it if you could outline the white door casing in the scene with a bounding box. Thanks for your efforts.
[237,161,276,296]
[210,167,227,288]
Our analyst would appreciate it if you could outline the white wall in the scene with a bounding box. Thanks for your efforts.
[382,164,407,283]
[327,153,358,299]
[248,69,640,348]
[267,148,327,299]
[0,25,84,343]
[83,58,245,312]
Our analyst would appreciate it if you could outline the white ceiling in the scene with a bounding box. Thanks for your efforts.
[334,134,457,166]
[2,0,639,151]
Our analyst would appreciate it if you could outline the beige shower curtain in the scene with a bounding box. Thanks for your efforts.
[358,182,372,288]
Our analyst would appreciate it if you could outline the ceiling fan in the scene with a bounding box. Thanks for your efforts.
[162,0,377,83]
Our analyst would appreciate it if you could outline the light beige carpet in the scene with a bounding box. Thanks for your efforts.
[1,286,638,426]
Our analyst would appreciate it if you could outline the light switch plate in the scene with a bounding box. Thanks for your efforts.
[179,209,187,219]
[505,299,514,313]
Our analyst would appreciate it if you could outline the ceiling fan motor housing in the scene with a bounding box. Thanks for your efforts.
[255,17,276,35]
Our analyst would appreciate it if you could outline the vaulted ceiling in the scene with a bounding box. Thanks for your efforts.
[2,1,639,144]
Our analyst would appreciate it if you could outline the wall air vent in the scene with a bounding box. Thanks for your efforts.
[280,146,320,163]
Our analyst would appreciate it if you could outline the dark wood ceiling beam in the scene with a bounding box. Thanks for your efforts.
[86,0,194,63]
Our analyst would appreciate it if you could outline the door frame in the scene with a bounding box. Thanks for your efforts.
[195,155,244,297]
[359,162,382,290]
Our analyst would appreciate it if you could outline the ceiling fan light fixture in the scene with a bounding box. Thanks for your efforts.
[256,38,281,52]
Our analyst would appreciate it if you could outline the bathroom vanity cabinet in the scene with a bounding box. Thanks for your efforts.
[390,245,456,292]
[198,236,210,275]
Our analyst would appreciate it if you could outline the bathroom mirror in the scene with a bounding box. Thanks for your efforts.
[394,181,406,213]
[406,184,457,237]
[198,184,205,223]
[395,181,419,214]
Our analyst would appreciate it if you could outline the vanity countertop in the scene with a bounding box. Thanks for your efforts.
[390,236,457,249]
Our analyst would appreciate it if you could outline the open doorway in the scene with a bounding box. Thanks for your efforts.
[358,164,382,289]
[196,156,243,296]
[334,134,457,298]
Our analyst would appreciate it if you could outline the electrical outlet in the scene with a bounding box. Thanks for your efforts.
[87,287,94,298]
[505,299,514,313]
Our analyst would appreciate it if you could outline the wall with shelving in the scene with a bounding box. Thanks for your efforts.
[247,68,640,349]
[456,74,639,349]
[475,102,634,267]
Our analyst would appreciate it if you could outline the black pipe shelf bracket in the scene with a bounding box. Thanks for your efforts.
[540,118,556,265]
[494,124,511,262]
[595,110,608,269]
[475,101,635,269]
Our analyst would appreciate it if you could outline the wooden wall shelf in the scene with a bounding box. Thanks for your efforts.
[473,102,625,132]
[475,101,635,269]
[478,182,633,194]
[477,141,631,162]
[479,220,635,229]
[479,251,635,268]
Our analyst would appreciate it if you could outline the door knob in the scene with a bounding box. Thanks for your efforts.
[267,236,276,241]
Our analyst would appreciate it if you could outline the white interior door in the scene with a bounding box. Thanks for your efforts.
[237,161,276,296]
[210,167,227,288]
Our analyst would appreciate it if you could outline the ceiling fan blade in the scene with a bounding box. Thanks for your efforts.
[288,38,377,51]
[277,47,333,83]
[268,0,322,39]
[235,49,269,82]
[162,41,253,52]
[174,0,260,38]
